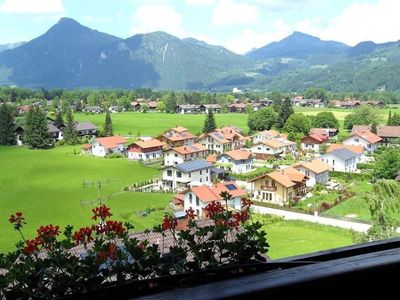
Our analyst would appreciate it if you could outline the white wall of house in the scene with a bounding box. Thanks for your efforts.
[200,136,229,154]
[343,136,379,153]
[91,142,126,157]
[296,166,329,187]
[128,150,163,160]
[301,143,320,152]
[164,150,206,166]
[183,192,241,218]
[251,144,282,156]
[163,167,212,190]
[217,156,252,173]
[320,153,357,172]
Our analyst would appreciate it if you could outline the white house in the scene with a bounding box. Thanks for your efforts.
[127,139,165,160]
[327,144,365,163]
[90,136,127,157]
[301,134,329,153]
[199,126,246,154]
[343,130,382,153]
[251,139,296,160]
[217,149,253,173]
[320,148,358,172]
[164,143,208,166]
[160,126,196,148]
[162,159,213,191]
[293,159,331,187]
[182,182,247,218]
[176,104,200,114]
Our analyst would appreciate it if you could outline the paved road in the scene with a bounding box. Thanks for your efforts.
[253,205,371,232]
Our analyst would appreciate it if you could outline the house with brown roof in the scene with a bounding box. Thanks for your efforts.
[228,103,246,113]
[199,104,221,114]
[252,129,288,144]
[293,159,331,187]
[377,126,400,143]
[217,149,253,173]
[343,130,382,152]
[301,134,329,153]
[164,143,208,166]
[351,125,372,135]
[182,182,247,218]
[128,139,166,160]
[160,126,196,148]
[309,128,338,138]
[176,104,200,114]
[251,138,296,159]
[90,136,127,157]
[199,126,247,154]
[249,168,308,206]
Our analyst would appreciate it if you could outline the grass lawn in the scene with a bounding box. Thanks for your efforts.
[323,196,371,221]
[74,112,249,136]
[263,219,354,259]
[0,146,171,253]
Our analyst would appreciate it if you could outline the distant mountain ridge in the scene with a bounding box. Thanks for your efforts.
[0,18,399,91]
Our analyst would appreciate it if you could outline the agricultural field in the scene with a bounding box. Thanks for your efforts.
[73,107,393,136]
[0,146,171,253]
[258,218,354,259]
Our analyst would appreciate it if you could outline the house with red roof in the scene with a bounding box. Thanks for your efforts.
[164,143,208,166]
[301,133,329,153]
[128,139,165,160]
[182,182,247,218]
[199,126,247,154]
[217,149,253,173]
[90,136,127,157]
[343,130,382,153]
[160,126,196,148]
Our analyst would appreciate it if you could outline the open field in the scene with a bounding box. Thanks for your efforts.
[262,219,354,259]
[74,107,393,136]
[0,146,171,253]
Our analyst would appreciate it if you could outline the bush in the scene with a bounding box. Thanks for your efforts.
[229,167,273,181]
[329,170,372,181]
[106,153,125,159]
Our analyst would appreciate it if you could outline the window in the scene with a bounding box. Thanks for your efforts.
[177,171,182,178]
[200,178,203,182]
[196,209,200,217]
[355,138,359,142]
[189,172,191,178]
[200,170,202,175]
[167,170,172,176]
[332,159,335,166]
[206,169,209,173]
[206,176,208,181]
[174,153,178,157]
[196,196,200,206]
[189,193,192,204]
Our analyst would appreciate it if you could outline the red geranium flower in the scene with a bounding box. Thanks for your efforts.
[23,237,41,254]
[161,215,177,231]
[92,205,112,221]
[241,197,253,208]
[9,212,26,230]
[185,207,197,220]
[73,226,94,245]
[204,201,225,218]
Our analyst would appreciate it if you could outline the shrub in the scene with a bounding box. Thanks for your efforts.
[106,153,125,159]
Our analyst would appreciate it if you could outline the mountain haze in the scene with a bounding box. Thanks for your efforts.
[0,18,399,91]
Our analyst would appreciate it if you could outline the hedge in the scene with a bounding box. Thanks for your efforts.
[329,170,372,181]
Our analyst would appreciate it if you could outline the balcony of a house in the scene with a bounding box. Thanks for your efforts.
[260,185,277,192]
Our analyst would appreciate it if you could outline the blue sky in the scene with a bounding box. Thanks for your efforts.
[0,0,399,54]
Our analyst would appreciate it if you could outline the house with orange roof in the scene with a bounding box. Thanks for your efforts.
[182,182,247,218]
[216,149,253,173]
[292,159,331,187]
[164,143,208,166]
[251,129,288,144]
[90,136,127,157]
[199,126,247,154]
[160,126,196,148]
[249,168,308,206]
[343,130,382,152]
[301,133,329,153]
[127,139,165,160]
[309,128,338,138]
[251,138,296,159]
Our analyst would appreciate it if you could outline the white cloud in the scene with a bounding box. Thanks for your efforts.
[225,19,291,54]
[185,0,217,5]
[82,16,112,24]
[212,0,259,26]
[0,0,63,15]
[293,0,400,45]
[131,4,185,36]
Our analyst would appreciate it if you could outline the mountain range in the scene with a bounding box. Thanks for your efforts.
[0,17,399,92]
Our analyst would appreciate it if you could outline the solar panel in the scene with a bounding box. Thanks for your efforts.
[176,159,213,173]
[225,184,237,191]
[213,132,224,140]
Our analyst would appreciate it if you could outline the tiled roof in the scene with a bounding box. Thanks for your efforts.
[163,131,196,142]
[303,134,328,143]
[351,125,371,135]
[189,182,246,202]
[249,170,296,188]
[134,139,165,149]
[255,139,295,149]
[327,144,364,154]
[95,136,126,149]
[293,159,331,174]
[75,121,97,131]
[309,128,338,135]
[350,131,382,144]
[281,167,307,183]
[178,104,199,109]
[174,159,213,173]
[325,148,358,160]
[221,148,252,161]
[171,143,207,155]
[254,130,288,139]
[377,126,400,138]
[206,154,217,163]
[47,123,61,133]
[171,126,189,133]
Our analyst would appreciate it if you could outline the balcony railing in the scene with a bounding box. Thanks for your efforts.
[260,185,277,192]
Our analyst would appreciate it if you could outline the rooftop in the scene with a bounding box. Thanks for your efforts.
[325,148,359,160]
[220,148,252,161]
[174,159,213,173]
[293,159,331,174]
[95,136,126,149]
[188,182,246,202]
[171,143,207,155]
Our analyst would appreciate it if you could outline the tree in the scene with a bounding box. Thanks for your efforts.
[54,110,64,128]
[371,122,377,134]
[304,87,327,101]
[269,92,283,113]
[343,105,380,130]
[388,112,400,126]
[63,110,78,145]
[141,104,149,113]
[202,109,217,133]
[374,148,400,179]
[277,98,294,128]
[162,93,177,113]
[387,110,392,125]
[24,106,49,148]
[247,108,277,132]
[0,104,16,145]
[355,180,400,242]
[156,101,166,112]
[312,112,339,129]
[104,110,113,136]
[284,113,312,141]
[245,103,253,114]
